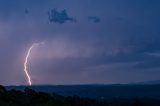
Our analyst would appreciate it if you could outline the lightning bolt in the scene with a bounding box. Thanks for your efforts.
[24,42,44,86]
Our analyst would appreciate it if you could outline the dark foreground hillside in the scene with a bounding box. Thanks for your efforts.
[6,84,160,99]
[1,85,160,106]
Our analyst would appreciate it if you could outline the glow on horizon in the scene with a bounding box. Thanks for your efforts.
[24,42,44,86]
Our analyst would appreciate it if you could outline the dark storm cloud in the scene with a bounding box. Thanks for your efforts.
[134,52,160,69]
[0,0,160,85]
[135,60,160,69]
[48,8,76,24]
[88,16,100,23]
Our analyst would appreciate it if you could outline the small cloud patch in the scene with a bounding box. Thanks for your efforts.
[88,16,100,23]
[24,9,29,14]
[48,8,76,24]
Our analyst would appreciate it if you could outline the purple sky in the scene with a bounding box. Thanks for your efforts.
[0,0,160,85]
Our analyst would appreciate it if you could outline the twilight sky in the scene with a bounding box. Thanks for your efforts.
[0,0,160,85]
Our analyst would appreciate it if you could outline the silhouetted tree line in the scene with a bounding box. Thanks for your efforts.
[0,85,160,106]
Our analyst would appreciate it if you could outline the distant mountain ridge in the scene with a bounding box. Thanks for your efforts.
[136,80,160,84]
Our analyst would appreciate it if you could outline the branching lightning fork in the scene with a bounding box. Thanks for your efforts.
[24,42,44,86]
